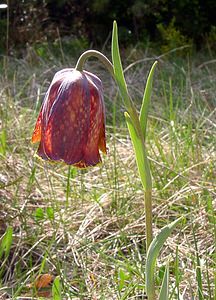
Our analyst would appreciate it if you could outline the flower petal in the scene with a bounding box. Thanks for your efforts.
[78,76,106,167]
[32,109,42,143]
[98,121,106,154]
[32,72,65,144]
[84,71,106,155]
[39,70,91,165]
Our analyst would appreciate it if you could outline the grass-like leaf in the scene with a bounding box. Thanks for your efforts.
[66,165,71,206]
[158,262,169,300]
[0,226,13,278]
[139,61,157,141]
[174,246,181,300]
[145,217,183,299]
[192,225,204,300]
[111,21,131,111]
[124,112,152,191]
[0,226,13,260]
[52,276,61,300]
[0,129,7,156]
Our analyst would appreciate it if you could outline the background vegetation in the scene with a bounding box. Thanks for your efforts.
[1,0,216,55]
[0,1,215,299]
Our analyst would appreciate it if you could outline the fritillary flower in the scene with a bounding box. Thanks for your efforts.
[32,68,106,168]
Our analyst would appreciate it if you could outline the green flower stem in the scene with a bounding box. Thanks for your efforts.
[75,50,114,78]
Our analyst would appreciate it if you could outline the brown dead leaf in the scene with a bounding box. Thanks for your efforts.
[30,273,54,289]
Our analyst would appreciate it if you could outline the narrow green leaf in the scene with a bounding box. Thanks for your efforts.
[66,165,71,206]
[159,263,169,300]
[125,112,151,191]
[111,21,131,110]
[70,167,77,178]
[28,166,36,186]
[174,246,180,300]
[145,217,183,299]
[139,61,158,140]
[206,258,213,300]
[118,268,128,291]
[52,276,61,300]
[0,129,7,156]
[192,225,204,300]
[4,227,13,257]
[0,226,13,259]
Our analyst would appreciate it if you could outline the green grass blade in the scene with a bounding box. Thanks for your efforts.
[159,262,169,300]
[66,165,71,206]
[169,77,174,122]
[0,226,13,259]
[52,276,61,300]
[205,257,213,300]
[145,217,183,299]
[111,20,131,111]
[139,61,157,140]
[192,225,204,300]
[174,246,180,300]
[0,129,7,156]
[124,112,152,191]
[28,165,36,187]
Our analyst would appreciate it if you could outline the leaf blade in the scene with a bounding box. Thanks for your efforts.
[139,61,157,140]
[125,112,152,191]
[145,217,183,299]
[0,226,13,259]
[52,276,61,300]
[159,263,169,300]
[111,21,131,110]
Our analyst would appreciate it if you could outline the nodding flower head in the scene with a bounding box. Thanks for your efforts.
[32,68,106,168]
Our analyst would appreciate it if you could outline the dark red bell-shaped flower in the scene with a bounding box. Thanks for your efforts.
[32,68,106,168]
